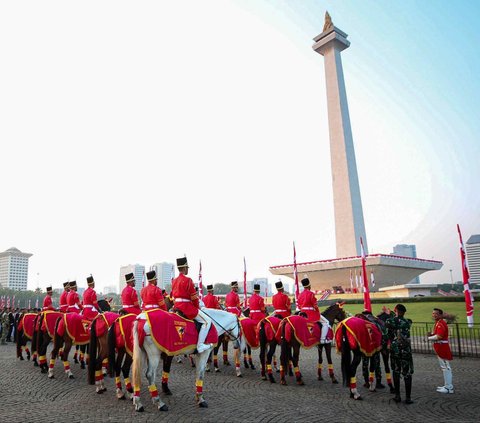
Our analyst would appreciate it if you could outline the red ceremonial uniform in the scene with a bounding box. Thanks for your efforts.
[272,291,291,319]
[59,290,69,312]
[297,289,320,322]
[67,290,83,313]
[225,290,242,316]
[171,274,199,320]
[82,287,100,320]
[248,293,266,322]
[432,318,453,360]
[42,295,55,311]
[203,292,221,309]
[121,285,141,315]
[140,284,167,311]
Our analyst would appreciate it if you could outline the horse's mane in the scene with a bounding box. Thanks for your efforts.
[97,299,111,312]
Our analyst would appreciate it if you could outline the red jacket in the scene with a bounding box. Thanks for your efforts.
[82,287,100,320]
[225,290,241,316]
[297,289,319,322]
[59,290,69,312]
[121,285,141,315]
[67,291,83,313]
[141,284,167,311]
[248,293,266,322]
[433,319,453,360]
[171,274,199,320]
[272,291,291,319]
[42,295,55,311]
[203,293,221,309]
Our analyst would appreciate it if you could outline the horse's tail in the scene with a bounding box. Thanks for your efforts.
[131,320,142,394]
[37,313,45,352]
[280,320,289,370]
[31,314,39,354]
[53,315,63,354]
[107,321,117,378]
[340,323,351,387]
[88,317,98,385]
[16,317,24,358]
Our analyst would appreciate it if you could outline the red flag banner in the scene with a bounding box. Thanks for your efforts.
[457,224,474,327]
[142,269,146,289]
[370,272,375,288]
[243,257,248,308]
[6,296,10,308]
[198,260,203,300]
[12,295,15,309]
[349,270,354,293]
[293,242,300,307]
[360,237,372,312]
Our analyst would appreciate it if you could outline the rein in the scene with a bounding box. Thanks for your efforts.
[201,310,241,342]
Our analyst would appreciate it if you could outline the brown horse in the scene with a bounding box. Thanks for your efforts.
[15,312,37,362]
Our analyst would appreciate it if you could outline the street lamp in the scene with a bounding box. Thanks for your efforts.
[449,269,454,290]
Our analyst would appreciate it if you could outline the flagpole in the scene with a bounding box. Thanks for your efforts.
[243,257,248,308]
[360,237,372,312]
[293,242,300,308]
[198,260,203,300]
[457,224,474,327]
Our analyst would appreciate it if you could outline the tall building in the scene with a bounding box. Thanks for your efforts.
[0,247,33,291]
[246,278,269,297]
[150,262,175,290]
[466,235,480,284]
[119,264,145,294]
[103,285,118,294]
[392,244,419,283]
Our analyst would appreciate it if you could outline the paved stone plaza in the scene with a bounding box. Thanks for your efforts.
[0,342,478,422]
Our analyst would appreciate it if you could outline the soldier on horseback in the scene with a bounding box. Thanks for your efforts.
[297,277,329,342]
[82,275,100,320]
[121,273,141,315]
[171,257,213,354]
[141,271,167,311]
[225,281,242,316]
[248,284,266,323]
[66,281,83,313]
[42,287,56,311]
[203,285,221,309]
[59,282,70,313]
[271,280,291,319]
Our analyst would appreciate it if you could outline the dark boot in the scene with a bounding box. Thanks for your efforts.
[392,373,401,403]
[404,376,413,404]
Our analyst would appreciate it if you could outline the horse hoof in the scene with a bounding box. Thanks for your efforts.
[350,393,362,400]
[159,404,168,412]
[136,406,144,413]
[74,359,79,364]
[297,380,305,386]
[331,378,339,384]
[19,356,25,361]
[40,368,47,374]
[214,368,220,373]
[224,361,231,366]
[269,378,276,384]
[48,375,54,379]
[118,395,126,401]
[69,375,75,379]
[206,368,210,373]
[198,401,208,408]
[162,389,172,396]
[244,363,249,369]
[236,373,243,378]
[249,365,256,370]
[280,380,287,386]
[27,354,31,361]
[318,375,324,381]
[33,361,39,367]
[261,375,267,381]
[80,363,86,370]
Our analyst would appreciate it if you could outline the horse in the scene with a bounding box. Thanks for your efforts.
[48,299,111,380]
[278,303,347,386]
[36,310,64,373]
[131,307,244,412]
[335,315,383,400]
[15,311,38,362]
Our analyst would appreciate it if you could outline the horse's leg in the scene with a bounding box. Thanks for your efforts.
[212,338,221,372]
[94,335,108,393]
[324,344,338,383]
[248,345,255,370]
[349,350,363,400]
[266,341,277,383]
[381,347,394,393]
[243,345,249,368]
[361,354,369,387]
[259,322,267,380]
[292,341,304,386]
[143,339,168,411]
[79,344,86,369]
[279,323,288,385]
[59,338,74,379]
[161,355,173,396]
[122,353,134,398]
[195,348,213,408]
[317,344,324,380]
[73,344,79,363]
[368,353,377,392]
[222,337,230,365]
[233,342,242,377]
[114,348,126,399]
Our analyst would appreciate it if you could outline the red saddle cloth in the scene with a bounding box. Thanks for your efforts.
[257,316,282,343]
[117,314,137,356]
[335,316,382,357]
[277,315,321,349]
[240,317,260,348]
[57,313,92,345]
[41,311,63,338]
[142,309,218,356]
[19,313,37,340]
[93,312,119,338]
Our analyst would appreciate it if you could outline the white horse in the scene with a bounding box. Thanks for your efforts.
[131,308,244,412]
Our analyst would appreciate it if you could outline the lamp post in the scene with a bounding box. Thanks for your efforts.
[449,269,454,290]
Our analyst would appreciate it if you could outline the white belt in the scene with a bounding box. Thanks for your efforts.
[301,307,315,311]
[42,307,50,311]
[250,310,262,313]
[144,304,160,309]
[227,306,239,310]
[434,340,449,344]
[123,304,136,308]
[84,305,98,311]
[71,304,80,309]
[175,298,191,303]
[274,309,287,313]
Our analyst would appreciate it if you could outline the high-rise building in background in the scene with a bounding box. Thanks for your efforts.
[466,235,480,284]
[103,284,118,294]
[150,262,175,290]
[0,247,33,291]
[246,278,269,297]
[119,264,145,294]
[392,244,419,283]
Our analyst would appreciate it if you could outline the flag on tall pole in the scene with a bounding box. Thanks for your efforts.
[12,295,15,309]
[141,269,146,288]
[198,260,203,300]
[354,269,359,293]
[370,271,375,288]
[6,296,10,308]
[360,237,372,312]
[457,224,474,327]
[28,299,31,310]
[349,269,354,293]
[243,257,248,308]
[35,297,39,309]
[293,242,300,306]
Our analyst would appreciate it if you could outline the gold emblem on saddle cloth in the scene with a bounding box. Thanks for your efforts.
[175,321,187,341]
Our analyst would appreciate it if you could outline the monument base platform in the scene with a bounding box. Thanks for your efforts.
[269,254,443,292]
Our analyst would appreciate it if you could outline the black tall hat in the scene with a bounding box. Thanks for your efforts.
[206,284,214,291]
[275,281,283,290]
[231,281,239,288]
[125,273,135,282]
[176,257,188,268]
[87,275,94,285]
[46,286,53,293]
[63,281,70,288]
[301,278,310,288]
[253,284,260,292]
[69,281,77,288]
[146,270,156,281]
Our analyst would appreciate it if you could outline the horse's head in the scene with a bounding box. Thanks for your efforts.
[98,299,111,312]
[242,307,250,318]
[322,302,347,324]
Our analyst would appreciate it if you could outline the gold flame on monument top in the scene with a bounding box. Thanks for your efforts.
[323,11,333,32]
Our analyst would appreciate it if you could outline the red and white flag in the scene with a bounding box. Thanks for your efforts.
[171,264,174,284]
[198,260,203,300]
[0,296,4,308]
[12,295,15,309]
[141,269,146,288]
[6,296,10,308]
[370,271,375,288]
[457,224,474,327]
[349,269,353,292]
[360,237,372,312]
[28,299,31,309]
[243,257,248,308]
[35,298,39,309]
[293,242,300,307]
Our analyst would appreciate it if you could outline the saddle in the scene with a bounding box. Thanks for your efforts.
[172,309,202,333]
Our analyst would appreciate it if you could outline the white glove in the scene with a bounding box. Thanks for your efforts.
[428,335,439,341]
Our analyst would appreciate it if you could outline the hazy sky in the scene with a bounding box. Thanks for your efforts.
[1,1,478,293]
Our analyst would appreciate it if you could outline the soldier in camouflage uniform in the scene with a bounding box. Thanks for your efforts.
[386,303,413,404]
[1,308,10,345]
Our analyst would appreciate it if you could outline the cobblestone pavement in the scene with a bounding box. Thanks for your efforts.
[0,342,478,422]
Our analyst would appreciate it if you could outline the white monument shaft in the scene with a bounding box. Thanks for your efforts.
[313,21,368,257]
